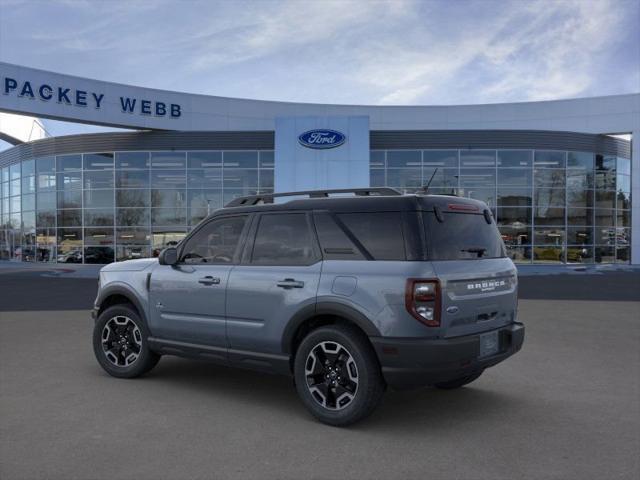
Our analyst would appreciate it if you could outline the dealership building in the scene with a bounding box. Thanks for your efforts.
[0,62,638,265]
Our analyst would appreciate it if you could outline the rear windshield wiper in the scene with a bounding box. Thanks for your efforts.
[460,247,487,258]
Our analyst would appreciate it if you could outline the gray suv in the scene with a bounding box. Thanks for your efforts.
[92,188,524,426]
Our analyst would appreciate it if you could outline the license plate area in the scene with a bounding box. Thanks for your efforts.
[479,330,499,358]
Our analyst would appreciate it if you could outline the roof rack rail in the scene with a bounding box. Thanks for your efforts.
[224,187,402,207]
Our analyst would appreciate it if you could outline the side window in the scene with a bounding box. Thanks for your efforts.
[313,212,366,260]
[251,213,317,265]
[337,212,406,260]
[180,216,247,264]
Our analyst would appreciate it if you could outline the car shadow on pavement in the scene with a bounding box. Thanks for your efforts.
[100,355,527,430]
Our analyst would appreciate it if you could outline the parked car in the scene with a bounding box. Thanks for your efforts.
[92,188,524,426]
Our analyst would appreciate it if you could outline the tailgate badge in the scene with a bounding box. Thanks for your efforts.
[446,306,459,314]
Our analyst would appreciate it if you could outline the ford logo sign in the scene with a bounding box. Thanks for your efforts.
[298,129,346,149]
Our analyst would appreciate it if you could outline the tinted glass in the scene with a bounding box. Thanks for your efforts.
[181,216,247,264]
[116,152,149,169]
[57,155,82,171]
[424,212,505,260]
[337,212,405,261]
[83,153,114,170]
[252,213,316,265]
[313,212,365,260]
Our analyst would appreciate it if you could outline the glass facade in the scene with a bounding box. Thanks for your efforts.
[0,151,274,263]
[371,149,631,264]
[0,147,632,265]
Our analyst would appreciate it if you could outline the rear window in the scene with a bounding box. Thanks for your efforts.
[424,212,506,260]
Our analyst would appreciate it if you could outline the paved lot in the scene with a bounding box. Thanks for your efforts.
[1,272,639,479]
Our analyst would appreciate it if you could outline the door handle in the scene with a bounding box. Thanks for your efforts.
[277,278,305,289]
[198,276,221,286]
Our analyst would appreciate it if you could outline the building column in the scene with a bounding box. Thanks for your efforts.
[631,129,639,265]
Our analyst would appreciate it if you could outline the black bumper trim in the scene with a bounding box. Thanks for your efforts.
[370,323,524,390]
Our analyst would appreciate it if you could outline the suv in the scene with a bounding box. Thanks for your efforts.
[92,188,524,426]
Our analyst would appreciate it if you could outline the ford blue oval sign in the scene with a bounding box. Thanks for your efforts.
[298,129,346,149]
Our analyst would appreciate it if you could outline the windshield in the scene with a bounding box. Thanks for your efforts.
[423,212,506,260]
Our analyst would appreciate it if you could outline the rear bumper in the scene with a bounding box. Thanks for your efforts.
[370,323,524,390]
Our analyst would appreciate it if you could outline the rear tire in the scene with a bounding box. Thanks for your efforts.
[294,324,385,426]
[93,304,160,378]
[434,370,483,390]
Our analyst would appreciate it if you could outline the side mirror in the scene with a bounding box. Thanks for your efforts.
[158,247,178,266]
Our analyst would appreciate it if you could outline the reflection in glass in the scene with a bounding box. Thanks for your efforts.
[223,151,258,168]
[116,152,149,169]
[83,153,114,170]
[534,151,565,168]
[460,151,495,167]
[498,151,532,168]
[423,150,458,168]
[150,152,185,169]
[187,152,222,169]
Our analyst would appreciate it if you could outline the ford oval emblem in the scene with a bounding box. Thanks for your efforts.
[446,306,459,315]
[298,129,346,149]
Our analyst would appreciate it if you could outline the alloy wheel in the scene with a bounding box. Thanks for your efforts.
[101,316,143,367]
[304,341,359,410]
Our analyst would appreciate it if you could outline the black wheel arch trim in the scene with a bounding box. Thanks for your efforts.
[281,301,381,354]
[95,284,148,326]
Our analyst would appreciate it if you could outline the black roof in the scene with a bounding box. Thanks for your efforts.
[214,192,488,216]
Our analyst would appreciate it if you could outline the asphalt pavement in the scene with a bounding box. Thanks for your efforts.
[0,270,639,479]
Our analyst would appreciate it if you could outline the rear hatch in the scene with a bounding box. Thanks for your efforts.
[423,201,518,338]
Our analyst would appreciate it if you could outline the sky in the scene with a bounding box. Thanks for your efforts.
[0,0,638,142]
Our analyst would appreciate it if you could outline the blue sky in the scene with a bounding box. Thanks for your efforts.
[0,0,638,141]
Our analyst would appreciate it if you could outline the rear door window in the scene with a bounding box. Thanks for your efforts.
[424,212,505,260]
[336,212,406,260]
[251,213,318,265]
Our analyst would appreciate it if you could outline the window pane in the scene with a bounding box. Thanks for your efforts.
[223,151,258,169]
[116,170,149,188]
[533,246,564,263]
[116,227,150,245]
[534,169,565,187]
[534,227,565,245]
[84,170,114,189]
[534,206,565,225]
[36,157,55,174]
[252,213,315,265]
[370,151,385,168]
[57,171,82,190]
[222,169,258,188]
[387,151,421,168]
[83,153,114,170]
[459,188,496,208]
[313,212,365,260]
[117,208,150,227]
[566,169,593,189]
[497,207,531,226]
[458,168,495,187]
[150,152,186,169]
[422,168,458,189]
[595,246,615,263]
[595,191,616,209]
[615,246,629,264]
[423,150,458,168]
[567,208,593,226]
[616,174,630,194]
[338,212,406,260]
[22,193,35,211]
[117,189,150,208]
[596,155,616,172]
[57,154,82,171]
[498,150,532,168]
[567,246,593,263]
[616,210,631,228]
[567,151,593,169]
[616,157,630,176]
[84,246,115,264]
[84,209,114,226]
[499,225,531,246]
[567,227,593,244]
[497,169,531,186]
[151,170,186,188]
[187,151,222,169]
[116,152,149,169]
[498,188,532,207]
[21,159,35,176]
[595,209,615,227]
[505,246,531,263]
[595,227,615,244]
[57,209,82,227]
[460,150,495,167]
[117,245,151,261]
[188,169,222,188]
[182,216,247,264]
[534,188,565,208]
[151,208,186,226]
[151,189,186,208]
[370,169,385,187]
[259,170,274,189]
[534,151,565,168]
[85,228,114,245]
[57,190,82,209]
[259,151,274,168]
[566,188,593,208]
[386,169,421,189]
[37,191,56,211]
[36,210,55,228]
[84,190,114,209]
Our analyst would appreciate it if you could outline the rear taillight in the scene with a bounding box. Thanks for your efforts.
[405,279,441,327]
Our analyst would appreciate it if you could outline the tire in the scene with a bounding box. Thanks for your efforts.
[434,370,483,390]
[294,324,385,426]
[93,304,160,378]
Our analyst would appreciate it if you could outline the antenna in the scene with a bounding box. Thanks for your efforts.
[418,168,439,194]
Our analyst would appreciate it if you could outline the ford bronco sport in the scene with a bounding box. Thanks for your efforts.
[92,188,524,426]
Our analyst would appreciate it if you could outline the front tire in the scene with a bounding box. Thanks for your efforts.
[93,304,160,378]
[294,324,385,426]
